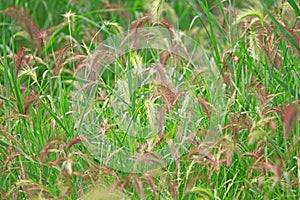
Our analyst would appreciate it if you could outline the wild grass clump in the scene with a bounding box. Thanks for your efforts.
[0,0,299,199]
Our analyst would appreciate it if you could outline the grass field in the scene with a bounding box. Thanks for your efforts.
[0,0,300,199]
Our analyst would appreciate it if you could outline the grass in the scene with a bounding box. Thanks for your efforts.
[0,0,299,199]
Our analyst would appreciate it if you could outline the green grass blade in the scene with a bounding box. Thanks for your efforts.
[195,0,223,66]
[262,1,300,52]
[0,94,11,102]
[39,97,70,135]
[287,0,300,17]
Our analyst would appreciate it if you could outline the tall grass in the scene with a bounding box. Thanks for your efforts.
[0,0,299,199]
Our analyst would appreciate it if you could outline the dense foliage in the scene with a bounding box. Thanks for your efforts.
[0,0,299,199]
